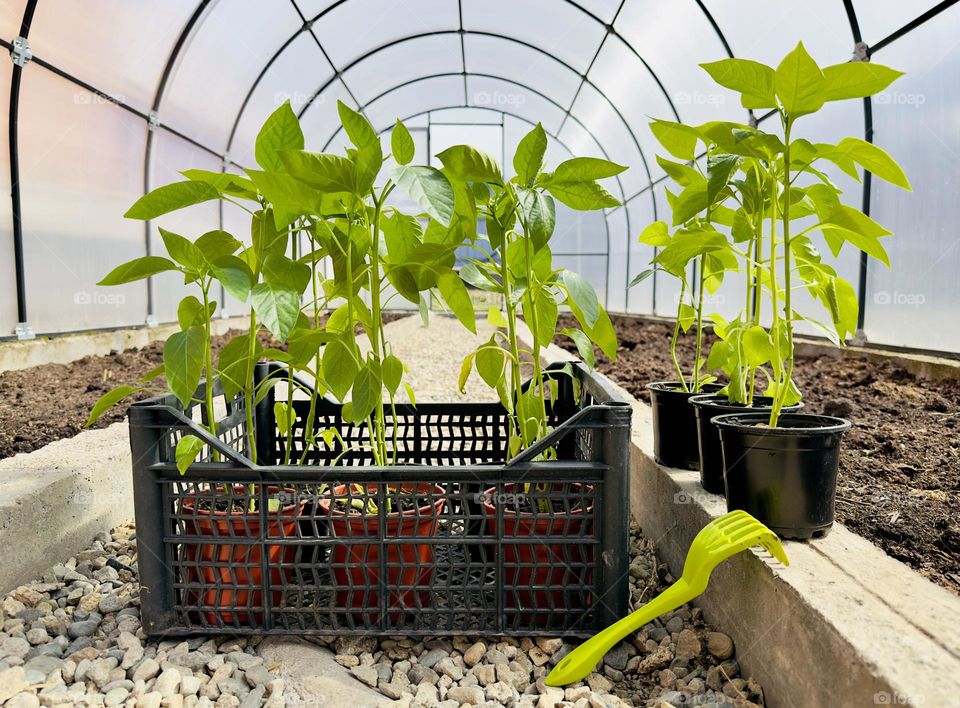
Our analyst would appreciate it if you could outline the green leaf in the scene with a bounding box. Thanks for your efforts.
[246,169,322,225]
[175,435,206,476]
[124,181,221,220]
[513,122,547,185]
[278,150,358,193]
[543,179,620,211]
[159,228,204,273]
[211,256,253,302]
[322,338,358,401]
[822,62,904,102]
[382,354,404,396]
[274,401,294,437]
[775,42,826,118]
[475,341,505,388]
[391,119,415,165]
[436,145,503,183]
[98,256,178,286]
[251,282,301,341]
[85,385,140,427]
[177,296,214,329]
[531,286,559,343]
[821,204,892,267]
[255,101,304,172]
[458,353,474,393]
[678,303,696,332]
[672,182,708,225]
[656,155,700,186]
[438,270,476,333]
[826,137,910,190]
[629,268,655,287]
[195,230,242,263]
[707,153,740,202]
[164,326,205,407]
[552,157,627,182]
[181,169,257,199]
[742,325,774,367]
[459,261,499,292]
[649,120,701,160]
[700,59,777,109]
[561,270,600,328]
[350,361,380,424]
[520,189,556,250]
[395,166,456,226]
[562,328,595,369]
[262,253,311,294]
[337,100,382,190]
[382,211,423,263]
[487,306,508,327]
[639,221,670,247]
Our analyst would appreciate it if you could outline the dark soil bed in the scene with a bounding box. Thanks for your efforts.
[556,314,960,594]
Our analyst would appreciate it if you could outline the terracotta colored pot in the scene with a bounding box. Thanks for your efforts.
[181,485,304,625]
[482,483,593,621]
[318,483,446,620]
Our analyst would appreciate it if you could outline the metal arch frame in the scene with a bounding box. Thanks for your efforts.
[311,71,627,307]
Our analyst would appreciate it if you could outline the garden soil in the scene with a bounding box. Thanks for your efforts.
[556,314,960,595]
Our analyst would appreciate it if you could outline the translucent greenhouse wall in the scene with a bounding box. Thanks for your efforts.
[1,1,958,354]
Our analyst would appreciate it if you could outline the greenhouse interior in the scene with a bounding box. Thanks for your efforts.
[0,1,958,707]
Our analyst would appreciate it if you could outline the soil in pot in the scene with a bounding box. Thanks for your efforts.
[482,482,594,623]
[180,484,305,625]
[690,394,802,495]
[647,382,724,470]
[713,413,851,540]
[318,483,446,622]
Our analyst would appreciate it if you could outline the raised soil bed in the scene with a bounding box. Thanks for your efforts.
[556,314,960,594]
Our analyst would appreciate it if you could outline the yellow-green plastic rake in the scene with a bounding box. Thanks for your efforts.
[546,510,789,686]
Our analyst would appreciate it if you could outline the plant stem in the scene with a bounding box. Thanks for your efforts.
[245,307,258,465]
[200,282,218,440]
[500,231,522,447]
[369,188,387,466]
[693,255,706,394]
[521,222,548,440]
[670,280,688,391]
[771,119,795,426]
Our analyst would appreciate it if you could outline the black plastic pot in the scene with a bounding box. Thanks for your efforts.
[689,395,802,495]
[712,413,852,540]
[647,382,723,470]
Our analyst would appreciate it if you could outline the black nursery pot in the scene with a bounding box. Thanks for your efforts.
[646,382,723,470]
[713,413,851,540]
[689,395,802,495]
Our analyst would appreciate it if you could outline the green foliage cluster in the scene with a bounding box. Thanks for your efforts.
[89,101,622,474]
[633,43,910,425]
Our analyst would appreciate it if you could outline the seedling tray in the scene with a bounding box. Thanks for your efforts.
[128,362,632,637]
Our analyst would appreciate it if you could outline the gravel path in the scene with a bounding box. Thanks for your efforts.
[0,314,766,707]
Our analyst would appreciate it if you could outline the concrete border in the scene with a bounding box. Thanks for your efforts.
[0,317,248,373]
[0,423,134,593]
[534,338,960,708]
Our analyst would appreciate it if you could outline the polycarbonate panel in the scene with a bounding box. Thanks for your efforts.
[551,204,608,257]
[313,0,459,68]
[613,1,729,125]
[432,107,502,125]
[567,82,649,196]
[586,38,678,180]
[0,0,26,39]
[462,0,605,74]
[864,9,960,353]
[466,76,565,134]
[364,76,465,134]
[626,195,655,315]
[28,2,198,113]
[229,33,334,165]
[705,0,853,69]
[149,130,222,325]
[464,34,582,108]
[429,124,503,170]
[342,34,463,106]
[852,1,941,44]
[0,58,16,335]
[162,2,302,151]
[301,80,358,152]
[17,68,146,334]
[605,207,628,313]
[290,0,338,18]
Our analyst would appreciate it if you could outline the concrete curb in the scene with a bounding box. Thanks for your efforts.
[530,336,960,708]
[0,422,134,593]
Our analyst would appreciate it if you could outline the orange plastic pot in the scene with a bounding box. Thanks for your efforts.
[482,483,593,620]
[181,485,303,625]
[318,483,446,620]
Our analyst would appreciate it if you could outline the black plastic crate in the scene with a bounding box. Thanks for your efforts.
[128,362,632,637]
